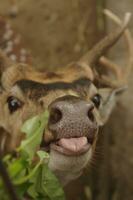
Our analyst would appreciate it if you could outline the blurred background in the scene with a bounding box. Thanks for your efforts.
[0,0,133,200]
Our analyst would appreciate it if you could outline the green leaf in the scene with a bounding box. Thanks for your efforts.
[41,165,65,200]
[0,158,27,188]
[21,115,40,138]
[7,158,27,179]
[16,182,31,199]
[37,150,50,162]
[28,164,65,200]
[20,110,49,161]
[14,160,41,185]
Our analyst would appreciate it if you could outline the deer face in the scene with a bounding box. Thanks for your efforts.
[0,63,102,185]
[0,11,132,185]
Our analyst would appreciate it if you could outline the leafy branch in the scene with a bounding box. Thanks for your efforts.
[0,110,65,200]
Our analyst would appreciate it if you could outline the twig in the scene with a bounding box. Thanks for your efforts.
[0,155,20,200]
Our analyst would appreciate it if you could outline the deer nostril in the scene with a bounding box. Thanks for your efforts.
[49,108,62,125]
[87,105,95,122]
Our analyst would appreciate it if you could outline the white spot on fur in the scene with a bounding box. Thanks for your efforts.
[7,41,14,47]
[20,48,27,55]
[5,23,11,30]
[9,54,17,62]
[20,55,26,63]
[4,45,13,54]
[3,29,13,40]
[14,36,21,45]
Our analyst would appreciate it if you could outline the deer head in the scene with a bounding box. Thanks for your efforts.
[0,11,132,186]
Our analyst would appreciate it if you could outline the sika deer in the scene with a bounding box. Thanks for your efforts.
[0,11,132,186]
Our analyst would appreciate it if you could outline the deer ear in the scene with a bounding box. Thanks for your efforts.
[98,87,126,125]
[0,50,13,79]
[0,51,13,90]
[1,63,34,90]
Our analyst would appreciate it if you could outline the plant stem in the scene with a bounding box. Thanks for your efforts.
[0,157,20,200]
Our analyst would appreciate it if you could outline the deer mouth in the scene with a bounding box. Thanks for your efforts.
[50,136,92,156]
[40,129,96,156]
[40,133,95,156]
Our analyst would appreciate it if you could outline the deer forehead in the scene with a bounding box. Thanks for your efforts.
[10,77,97,104]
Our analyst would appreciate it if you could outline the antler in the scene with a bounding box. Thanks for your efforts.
[78,11,131,67]
[78,10,132,88]
[98,10,133,87]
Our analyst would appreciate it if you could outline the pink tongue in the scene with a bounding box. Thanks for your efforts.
[58,137,88,152]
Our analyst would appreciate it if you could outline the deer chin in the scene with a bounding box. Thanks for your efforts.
[48,136,93,186]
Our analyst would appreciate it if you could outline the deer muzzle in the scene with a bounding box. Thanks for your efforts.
[47,95,98,156]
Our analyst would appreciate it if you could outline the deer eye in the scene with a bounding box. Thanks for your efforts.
[91,94,101,108]
[7,96,23,113]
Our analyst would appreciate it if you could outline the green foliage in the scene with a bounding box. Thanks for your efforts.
[0,110,65,200]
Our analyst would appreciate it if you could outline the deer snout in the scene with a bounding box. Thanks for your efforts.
[48,96,97,141]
